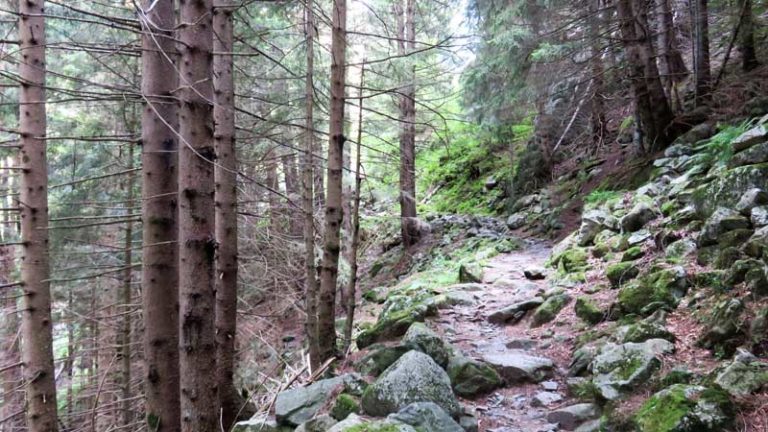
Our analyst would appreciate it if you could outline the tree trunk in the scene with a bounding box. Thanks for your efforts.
[303,0,322,370]
[266,149,282,234]
[616,0,675,152]
[139,0,180,428]
[398,0,419,248]
[738,0,758,71]
[656,0,687,110]
[281,149,302,238]
[589,0,606,147]
[118,142,136,427]
[213,2,252,428]
[344,64,365,352]
[178,0,218,429]
[317,0,347,363]
[692,0,711,103]
[17,0,59,429]
[0,243,23,430]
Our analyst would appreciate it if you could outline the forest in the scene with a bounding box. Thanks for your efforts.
[1,0,768,431]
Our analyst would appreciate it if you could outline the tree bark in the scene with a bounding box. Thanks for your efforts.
[616,0,675,152]
[692,0,711,103]
[397,0,419,248]
[589,0,606,147]
[281,149,302,238]
[303,0,322,371]
[139,0,180,428]
[344,64,365,352]
[656,0,687,110]
[118,142,136,427]
[0,243,23,430]
[266,148,282,234]
[317,0,347,363]
[213,2,252,429]
[177,0,218,430]
[17,0,59,429]
[738,0,758,71]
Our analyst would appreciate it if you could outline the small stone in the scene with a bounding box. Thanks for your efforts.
[541,380,559,391]
[506,213,527,230]
[524,266,547,280]
[732,124,768,152]
[506,338,537,350]
[531,391,563,407]
[487,298,544,324]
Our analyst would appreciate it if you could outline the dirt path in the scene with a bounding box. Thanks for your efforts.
[434,240,580,432]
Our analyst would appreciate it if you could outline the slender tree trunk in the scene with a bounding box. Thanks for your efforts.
[589,0,606,147]
[118,143,136,427]
[178,0,218,429]
[213,2,251,428]
[95,284,116,432]
[17,0,59,429]
[344,64,365,352]
[738,0,758,71]
[692,0,711,103]
[266,150,282,234]
[1,243,23,431]
[303,0,322,371]
[656,0,687,110]
[398,0,419,248]
[317,0,347,363]
[281,149,302,238]
[139,0,180,428]
[617,0,675,151]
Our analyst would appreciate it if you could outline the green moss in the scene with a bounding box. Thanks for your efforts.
[618,269,683,315]
[552,247,589,273]
[574,296,603,324]
[634,385,693,432]
[622,246,645,262]
[660,201,678,217]
[531,294,571,326]
[634,385,734,432]
[606,262,639,287]
[345,423,403,432]
[569,379,602,402]
[331,393,360,420]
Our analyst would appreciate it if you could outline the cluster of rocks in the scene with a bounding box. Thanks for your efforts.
[536,118,768,430]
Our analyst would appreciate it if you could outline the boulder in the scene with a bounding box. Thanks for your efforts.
[569,345,600,377]
[751,206,768,227]
[361,350,461,417]
[275,374,366,426]
[532,391,564,407]
[355,343,410,376]
[674,123,714,146]
[732,124,768,152]
[458,263,484,283]
[665,239,697,261]
[446,355,503,397]
[487,297,544,324]
[620,203,658,232]
[330,418,417,432]
[531,294,571,326]
[523,266,547,280]
[551,247,589,273]
[746,266,768,297]
[577,210,619,246]
[402,323,453,368]
[697,299,744,354]
[699,207,751,246]
[724,258,762,285]
[618,267,688,316]
[621,246,644,261]
[506,213,527,230]
[546,403,600,431]
[606,262,639,288]
[730,142,768,167]
[232,415,289,432]
[482,351,555,383]
[574,297,603,325]
[627,229,652,246]
[618,320,675,344]
[590,339,674,400]
[357,294,438,349]
[714,350,768,396]
[633,384,733,432]
[295,415,337,432]
[387,402,463,432]
[736,188,768,215]
[692,164,768,217]
[330,394,360,421]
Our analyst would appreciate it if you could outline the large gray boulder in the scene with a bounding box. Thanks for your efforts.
[698,207,750,246]
[590,339,674,400]
[446,355,503,397]
[361,350,461,417]
[402,323,453,368]
[732,124,768,152]
[736,188,768,215]
[482,351,555,383]
[387,402,464,432]
[714,350,768,396]
[275,374,365,426]
[577,210,618,246]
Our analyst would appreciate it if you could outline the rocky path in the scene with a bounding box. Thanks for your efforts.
[434,240,591,432]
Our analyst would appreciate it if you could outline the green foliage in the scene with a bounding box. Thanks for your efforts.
[584,189,623,206]
[696,120,754,166]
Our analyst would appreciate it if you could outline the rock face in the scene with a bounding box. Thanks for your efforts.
[446,355,503,397]
[275,374,365,426]
[402,323,453,368]
[590,339,674,400]
[387,402,464,432]
[361,350,461,417]
[633,384,734,432]
[482,351,555,383]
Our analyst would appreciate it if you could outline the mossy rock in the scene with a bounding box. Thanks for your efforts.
[331,394,360,421]
[458,263,484,283]
[618,268,687,316]
[446,355,503,397]
[402,323,453,368]
[660,369,694,387]
[621,321,675,343]
[362,287,387,304]
[552,247,589,273]
[356,301,437,349]
[660,200,679,217]
[621,246,645,262]
[717,228,754,249]
[724,258,762,286]
[606,262,640,288]
[574,297,603,325]
[691,163,768,218]
[696,245,720,266]
[697,298,745,356]
[633,384,734,432]
[713,247,744,270]
[354,344,411,376]
[531,294,571,327]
